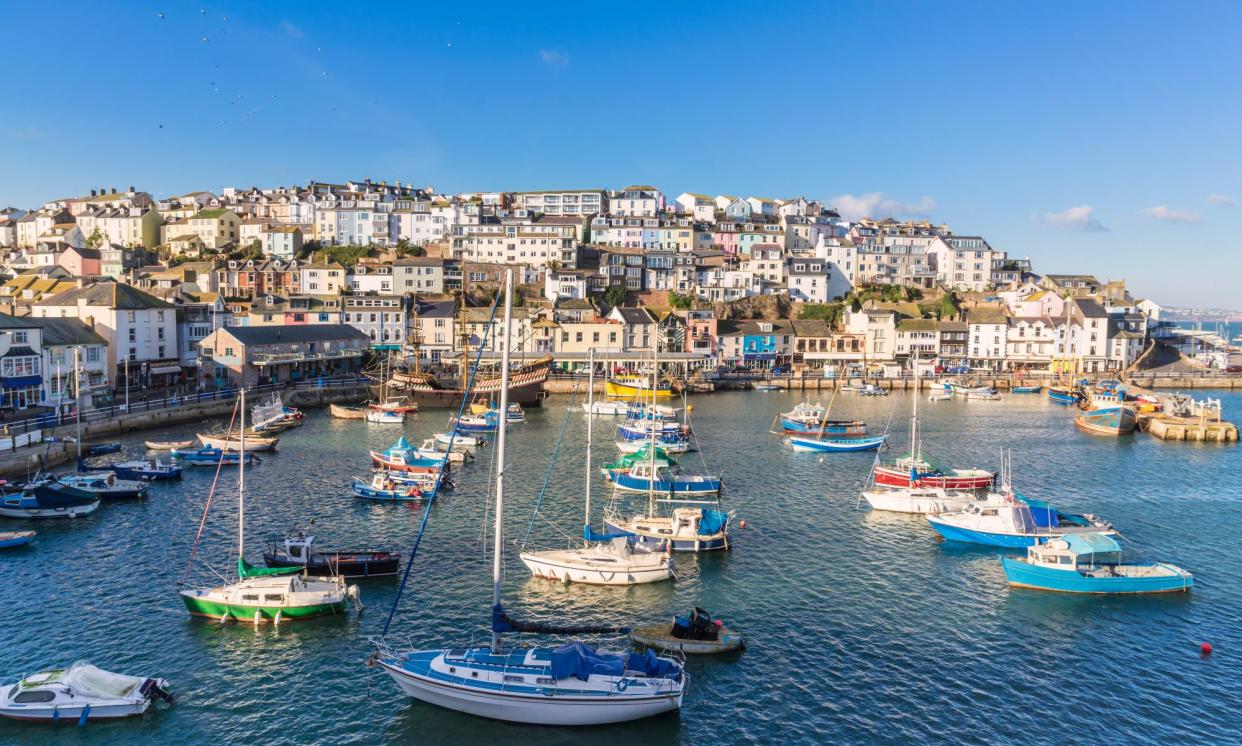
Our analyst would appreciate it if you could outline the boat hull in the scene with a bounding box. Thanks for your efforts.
[861,489,973,515]
[329,404,367,419]
[0,531,36,548]
[519,551,673,585]
[0,701,151,722]
[630,625,743,654]
[264,553,401,578]
[872,466,994,490]
[377,656,681,726]
[603,518,729,552]
[1075,406,1138,436]
[1000,557,1193,593]
[1011,386,1042,394]
[610,474,721,496]
[179,591,346,623]
[778,418,867,436]
[787,435,886,452]
[925,516,1041,547]
[352,480,431,501]
[1047,388,1081,405]
[605,380,673,400]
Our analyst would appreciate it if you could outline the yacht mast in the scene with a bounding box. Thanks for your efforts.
[238,387,246,575]
[490,270,514,653]
[584,347,594,542]
[647,333,657,519]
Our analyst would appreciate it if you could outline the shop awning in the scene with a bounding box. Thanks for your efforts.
[149,365,183,375]
[1,375,42,389]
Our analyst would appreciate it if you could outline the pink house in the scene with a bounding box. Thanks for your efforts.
[56,246,102,276]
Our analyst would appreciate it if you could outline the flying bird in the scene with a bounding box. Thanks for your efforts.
[158,12,165,19]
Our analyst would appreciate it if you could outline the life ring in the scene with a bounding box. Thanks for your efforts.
[616,678,629,692]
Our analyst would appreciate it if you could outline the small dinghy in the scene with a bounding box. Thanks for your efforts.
[630,608,743,655]
[928,392,953,402]
[174,447,260,467]
[0,481,100,519]
[198,433,278,452]
[329,403,367,419]
[145,440,194,451]
[351,474,433,501]
[106,459,182,481]
[0,531,35,549]
[0,662,172,722]
[84,443,122,457]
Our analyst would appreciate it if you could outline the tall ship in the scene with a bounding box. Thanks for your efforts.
[384,296,552,408]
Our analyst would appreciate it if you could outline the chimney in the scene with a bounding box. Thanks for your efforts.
[85,315,95,330]
[90,189,97,197]
[111,187,118,195]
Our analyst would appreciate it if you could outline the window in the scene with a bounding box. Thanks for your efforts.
[13,690,55,704]
[11,331,27,344]
[128,311,136,322]
[158,345,165,358]
[129,328,136,342]
[86,347,100,363]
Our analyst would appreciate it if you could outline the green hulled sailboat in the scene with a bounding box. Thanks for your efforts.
[179,390,359,624]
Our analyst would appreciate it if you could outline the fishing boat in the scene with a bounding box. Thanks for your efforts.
[926,457,1113,548]
[365,409,405,425]
[605,372,675,400]
[105,459,182,481]
[523,348,677,581]
[787,434,886,452]
[1001,533,1193,594]
[583,400,632,416]
[449,412,503,432]
[351,474,431,501]
[0,481,100,519]
[145,439,195,451]
[197,432,278,452]
[173,447,259,467]
[776,402,866,436]
[179,391,360,625]
[1011,385,1042,394]
[0,531,35,549]
[961,389,1001,401]
[432,431,484,451]
[1047,385,1082,405]
[56,471,149,500]
[630,608,744,655]
[0,662,172,722]
[264,530,402,578]
[752,382,781,391]
[861,486,975,515]
[1075,390,1138,436]
[370,438,442,473]
[469,398,526,420]
[250,393,302,432]
[380,469,452,491]
[329,403,367,419]
[610,462,722,497]
[376,273,686,725]
[872,387,995,490]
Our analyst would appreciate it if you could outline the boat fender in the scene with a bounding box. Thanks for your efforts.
[274,610,283,627]
[218,610,230,624]
[616,678,628,692]
[78,703,90,726]
[738,520,746,529]
[254,609,262,625]
[52,707,60,723]
[1201,642,1213,656]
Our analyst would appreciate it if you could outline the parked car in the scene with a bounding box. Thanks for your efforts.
[945,365,971,374]
[1225,365,1242,374]
[771,366,789,376]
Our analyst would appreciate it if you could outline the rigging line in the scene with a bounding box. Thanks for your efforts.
[381,291,504,640]
[178,396,241,585]
[519,379,581,549]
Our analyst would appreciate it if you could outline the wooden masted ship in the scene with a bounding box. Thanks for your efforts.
[387,355,553,408]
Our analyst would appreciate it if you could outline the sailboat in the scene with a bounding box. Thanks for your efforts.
[521,348,675,583]
[374,272,686,724]
[604,344,732,552]
[784,384,886,453]
[179,390,361,624]
[868,367,995,493]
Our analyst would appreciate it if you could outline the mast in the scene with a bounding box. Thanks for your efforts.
[238,387,246,575]
[584,347,594,542]
[73,346,81,462]
[647,333,658,519]
[910,356,920,461]
[490,270,514,654]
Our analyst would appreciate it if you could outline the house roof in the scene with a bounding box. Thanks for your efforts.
[612,307,654,324]
[966,306,1008,324]
[790,319,831,337]
[220,324,369,346]
[36,282,175,310]
[29,317,108,346]
[897,319,940,331]
[0,312,41,330]
[193,208,233,219]
[1073,298,1109,317]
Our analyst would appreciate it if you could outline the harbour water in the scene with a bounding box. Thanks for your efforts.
[2,390,1240,744]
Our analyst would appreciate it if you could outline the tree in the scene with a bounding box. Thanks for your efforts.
[85,227,104,249]
[604,284,627,308]
[668,290,694,310]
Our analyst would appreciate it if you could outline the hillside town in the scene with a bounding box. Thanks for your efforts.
[0,180,1180,410]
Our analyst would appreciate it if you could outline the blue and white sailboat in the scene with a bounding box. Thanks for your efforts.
[374,273,685,724]
[1001,533,1193,594]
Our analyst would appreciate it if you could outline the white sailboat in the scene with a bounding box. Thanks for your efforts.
[521,348,674,584]
[375,273,686,724]
[179,390,360,624]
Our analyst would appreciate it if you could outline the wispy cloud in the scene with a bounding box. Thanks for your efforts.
[1038,205,1107,232]
[538,49,570,68]
[1207,192,1237,207]
[280,20,305,38]
[828,192,935,221]
[1141,205,1200,223]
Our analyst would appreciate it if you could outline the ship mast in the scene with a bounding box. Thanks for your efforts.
[490,270,514,654]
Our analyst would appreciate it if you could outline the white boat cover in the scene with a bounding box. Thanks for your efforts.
[60,662,144,699]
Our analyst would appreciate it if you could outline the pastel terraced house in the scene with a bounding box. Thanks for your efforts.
[189,208,241,249]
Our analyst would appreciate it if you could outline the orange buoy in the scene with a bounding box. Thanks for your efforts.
[687,404,695,413]
[738,519,747,529]
[1201,642,1213,655]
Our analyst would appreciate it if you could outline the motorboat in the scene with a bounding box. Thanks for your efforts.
[365,409,405,425]
[264,530,402,578]
[861,486,976,515]
[0,481,100,519]
[145,440,194,451]
[1001,533,1193,594]
[352,474,433,501]
[582,400,631,416]
[927,488,1114,548]
[173,447,260,467]
[369,397,418,414]
[432,431,484,451]
[1011,385,1042,394]
[0,531,35,549]
[329,404,367,419]
[0,662,172,722]
[55,472,148,500]
[105,459,182,481]
[786,434,886,452]
[630,608,744,654]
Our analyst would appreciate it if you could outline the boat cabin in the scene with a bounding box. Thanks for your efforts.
[1026,533,1121,570]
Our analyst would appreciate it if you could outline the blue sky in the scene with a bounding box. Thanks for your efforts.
[1,1,1239,307]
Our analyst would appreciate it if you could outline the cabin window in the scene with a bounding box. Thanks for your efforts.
[14,690,56,703]
[981,509,998,516]
[503,675,525,683]
[265,594,285,602]
[1059,556,1073,565]
[242,594,259,601]
[448,667,456,674]
[536,677,555,685]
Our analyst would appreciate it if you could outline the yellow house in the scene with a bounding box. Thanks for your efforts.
[189,208,241,249]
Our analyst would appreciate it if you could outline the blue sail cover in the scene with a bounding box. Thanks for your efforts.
[584,524,632,542]
[626,649,681,680]
[1064,532,1122,555]
[385,435,412,455]
[698,509,729,536]
[491,605,629,635]
[550,642,625,682]
[1018,494,1061,528]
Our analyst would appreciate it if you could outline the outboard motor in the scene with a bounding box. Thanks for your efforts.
[140,678,174,704]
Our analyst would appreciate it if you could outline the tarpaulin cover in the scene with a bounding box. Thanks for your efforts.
[697,509,729,536]
[584,525,632,542]
[491,605,629,635]
[549,642,624,682]
[626,649,681,679]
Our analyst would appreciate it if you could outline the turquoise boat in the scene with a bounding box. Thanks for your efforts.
[1011,385,1041,394]
[1001,533,1193,594]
